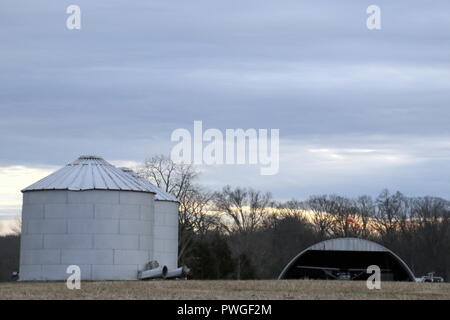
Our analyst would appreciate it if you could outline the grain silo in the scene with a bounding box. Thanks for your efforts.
[120,168,179,270]
[19,155,179,281]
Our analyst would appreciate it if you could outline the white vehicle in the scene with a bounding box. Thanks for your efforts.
[417,272,444,283]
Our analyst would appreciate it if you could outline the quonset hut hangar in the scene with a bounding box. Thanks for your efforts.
[19,155,179,281]
[278,238,416,281]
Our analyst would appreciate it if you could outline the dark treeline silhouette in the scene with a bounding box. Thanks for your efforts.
[0,235,20,282]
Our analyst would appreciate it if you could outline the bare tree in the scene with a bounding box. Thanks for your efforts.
[276,200,308,221]
[410,197,450,266]
[307,195,336,238]
[355,195,375,238]
[138,155,198,199]
[138,155,214,263]
[214,186,272,279]
[10,216,22,235]
[307,195,365,238]
[373,190,409,241]
[214,186,272,234]
[177,188,217,261]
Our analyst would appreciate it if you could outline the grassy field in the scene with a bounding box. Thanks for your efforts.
[0,280,449,300]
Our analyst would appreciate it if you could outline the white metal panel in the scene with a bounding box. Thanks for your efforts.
[28,219,67,234]
[67,219,119,234]
[20,235,44,249]
[21,204,44,220]
[42,264,92,281]
[94,234,140,250]
[19,265,42,280]
[91,265,138,281]
[61,250,113,265]
[114,250,149,265]
[21,249,61,265]
[44,234,94,249]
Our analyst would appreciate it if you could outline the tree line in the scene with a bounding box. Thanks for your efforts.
[139,155,450,281]
[0,235,20,281]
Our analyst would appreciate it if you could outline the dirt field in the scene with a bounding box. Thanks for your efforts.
[0,280,449,300]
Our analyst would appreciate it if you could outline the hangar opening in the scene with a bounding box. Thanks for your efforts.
[278,238,416,281]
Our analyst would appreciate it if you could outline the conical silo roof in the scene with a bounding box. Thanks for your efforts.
[119,167,179,202]
[22,155,157,194]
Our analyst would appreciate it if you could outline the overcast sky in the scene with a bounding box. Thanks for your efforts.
[1,1,450,219]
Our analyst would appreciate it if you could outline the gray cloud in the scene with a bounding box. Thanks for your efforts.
[1,0,450,199]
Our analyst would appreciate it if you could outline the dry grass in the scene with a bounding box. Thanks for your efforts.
[0,280,449,300]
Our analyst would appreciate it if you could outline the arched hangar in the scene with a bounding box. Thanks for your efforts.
[278,238,416,281]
